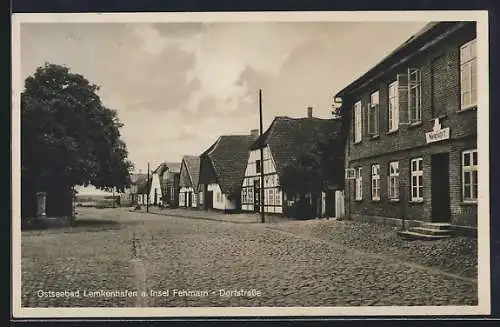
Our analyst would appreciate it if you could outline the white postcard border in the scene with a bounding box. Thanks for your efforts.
[11,10,491,318]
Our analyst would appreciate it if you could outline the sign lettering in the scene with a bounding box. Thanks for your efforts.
[425,118,450,144]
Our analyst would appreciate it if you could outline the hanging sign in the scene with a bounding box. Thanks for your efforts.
[426,118,450,144]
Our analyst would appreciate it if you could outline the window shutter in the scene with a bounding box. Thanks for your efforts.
[364,102,369,137]
[397,74,409,125]
[374,104,379,135]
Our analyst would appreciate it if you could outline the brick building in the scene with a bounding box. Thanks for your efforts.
[335,22,478,232]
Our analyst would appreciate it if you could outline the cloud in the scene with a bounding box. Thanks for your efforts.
[20,21,429,171]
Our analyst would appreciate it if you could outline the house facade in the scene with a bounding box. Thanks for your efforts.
[162,163,181,208]
[128,172,147,206]
[241,109,344,218]
[198,133,256,212]
[136,175,150,205]
[149,163,167,206]
[336,22,478,229]
[241,145,283,214]
[178,155,201,208]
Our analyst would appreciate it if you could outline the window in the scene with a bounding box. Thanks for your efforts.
[388,161,399,200]
[199,191,204,205]
[460,39,477,109]
[275,190,281,206]
[170,188,174,201]
[269,189,275,206]
[408,68,422,123]
[248,186,253,204]
[462,149,478,202]
[355,167,363,200]
[354,101,362,143]
[371,164,380,201]
[410,158,423,201]
[241,188,247,204]
[388,81,399,131]
[255,160,261,174]
[216,191,222,203]
[368,91,379,136]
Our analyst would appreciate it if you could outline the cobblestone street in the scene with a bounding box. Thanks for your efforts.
[21,207,478,308]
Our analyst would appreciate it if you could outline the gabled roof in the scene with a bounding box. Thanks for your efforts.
[201,134,254,194]
[131,173,147,184]
[152,163,168,175]
[250,116,342,176]
[136,177,151,194]
[180,155,201,188]
[165,162,181,173]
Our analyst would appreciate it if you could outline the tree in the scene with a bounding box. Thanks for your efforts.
[279,117,344,219]
[21,63,133,209]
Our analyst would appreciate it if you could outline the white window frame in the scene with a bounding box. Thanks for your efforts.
[355,167,363,200]
[462,149,478,202]
[368,91,380,136]
[410,158,424,202]
[241,188,247,204]
[275,189,281,206]
[371,164,380,201]
[388,80,399,132]
[354,101,362,143]
[388,161,399,200]
[268,188,275,206]
[408,68,422,123]
[460,39,477,110]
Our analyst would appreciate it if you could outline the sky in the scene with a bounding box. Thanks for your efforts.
[20,20,429,173]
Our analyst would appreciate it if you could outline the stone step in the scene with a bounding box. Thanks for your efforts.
[421,222,452,230]
[408,226,453,236]
[397,230,452,241]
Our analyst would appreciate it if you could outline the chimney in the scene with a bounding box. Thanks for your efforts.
[307,106,313,118]
[250,129,259,139]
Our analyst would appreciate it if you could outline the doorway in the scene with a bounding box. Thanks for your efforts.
[187,192,192,207]
[431,153,451,222]
[325,190,336,217]
[205,191,213,210]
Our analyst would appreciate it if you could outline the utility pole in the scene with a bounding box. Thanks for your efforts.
[259,89,265,224]
[146,162,150,213]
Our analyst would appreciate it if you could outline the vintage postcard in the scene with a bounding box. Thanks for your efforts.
[11,11,490,318]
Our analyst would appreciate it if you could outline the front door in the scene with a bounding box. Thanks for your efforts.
[206,191,213,210]
[325,190,336,217]
[431,153,451,222]
[188,192,192,207]
[253,180,260,213]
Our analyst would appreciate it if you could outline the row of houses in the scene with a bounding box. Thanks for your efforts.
[128,21,479,230]
[130,106,345,219]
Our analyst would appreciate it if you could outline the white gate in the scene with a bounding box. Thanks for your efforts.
[335,190,345,218]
